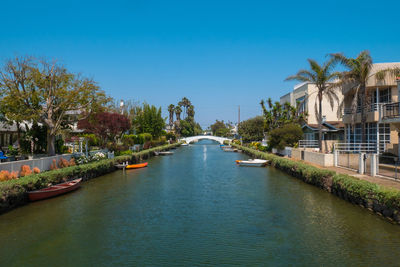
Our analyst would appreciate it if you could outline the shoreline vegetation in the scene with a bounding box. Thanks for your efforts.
[232,143,400,224]
[0,143,181,214]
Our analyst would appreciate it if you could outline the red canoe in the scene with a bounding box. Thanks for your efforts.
[28,178,82,201]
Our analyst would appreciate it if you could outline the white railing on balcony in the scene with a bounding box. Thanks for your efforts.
[298,140,319,148]
[334,142,386,153]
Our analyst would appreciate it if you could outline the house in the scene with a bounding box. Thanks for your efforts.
[280,82,344,151]
[0,122,19,149]
[342,63,400,155]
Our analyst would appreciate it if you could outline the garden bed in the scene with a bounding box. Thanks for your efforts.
[0,143,181,214]
[232,144,400,224]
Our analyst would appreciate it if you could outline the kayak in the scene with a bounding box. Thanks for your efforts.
[28,178,82,201]
[126,162,148,169]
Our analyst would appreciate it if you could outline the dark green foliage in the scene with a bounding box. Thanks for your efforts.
[268,123,303,150]
[260,98,305,133]
[238,116,264,142]
[20,124,47,154]
[232,144,400,222]
[210,120,231,137]
[179,118,202,137]
[132,103,165,138]
[55,138,68,154]
[0,142,181,214]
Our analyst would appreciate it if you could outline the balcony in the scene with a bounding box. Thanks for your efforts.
[381,102,400,123]
[342,103,380,124]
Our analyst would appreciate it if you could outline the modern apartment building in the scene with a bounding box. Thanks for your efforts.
[280,82,344,151]
[342,63,400,155]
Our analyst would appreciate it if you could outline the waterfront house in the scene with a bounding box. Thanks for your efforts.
[280,82,344,152]
[342,63,400,155]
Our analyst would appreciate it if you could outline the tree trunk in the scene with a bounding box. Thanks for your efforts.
[16,122,21,148]
[47,130,56,156]
[360,85,367,143]
[318,92,323,151]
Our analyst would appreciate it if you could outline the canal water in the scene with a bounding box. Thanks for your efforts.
[1,140,400,266]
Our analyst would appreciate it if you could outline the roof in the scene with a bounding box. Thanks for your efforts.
[302,121,344,132]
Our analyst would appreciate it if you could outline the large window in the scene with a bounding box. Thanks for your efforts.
[346,123,390,144]
[371,88,392,104]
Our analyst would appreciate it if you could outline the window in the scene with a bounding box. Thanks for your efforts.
[296,96,306,114]
[345,123,390,144]
[371,88,392,104]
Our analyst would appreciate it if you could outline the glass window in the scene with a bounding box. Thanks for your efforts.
[296,96,306,114]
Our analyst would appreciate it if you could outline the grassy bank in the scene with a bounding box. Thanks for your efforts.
[0,143,181,214]
[233,144,400,224]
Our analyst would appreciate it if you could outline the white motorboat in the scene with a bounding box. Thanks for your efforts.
[235,159,268,167]
[181,143,189,146]
[159,151,174,155]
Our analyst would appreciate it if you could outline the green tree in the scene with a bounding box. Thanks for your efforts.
[268,123,303,150]
[174,105,182,121]
[210,120,230,137]
[331,50,400,142]
[238,116,264,143]
[285,58,340,149]
[0,57,109,155]
[132,103,166,138]
[168,104,175,127]
[260,98,305,133]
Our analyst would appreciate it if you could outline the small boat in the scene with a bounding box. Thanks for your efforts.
[159,151,174,155]
[115,162,129,169]
[154,151,160,156]
[181,143,189,146]
[223,147,235,152]
[28,178,82,201]
[236,159,269,167]
[126,162,148,169]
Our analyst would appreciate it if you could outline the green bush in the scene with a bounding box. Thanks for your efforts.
[268,123,303,150]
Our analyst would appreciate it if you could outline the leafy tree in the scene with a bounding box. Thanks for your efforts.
[331,50,400,142]
[78,112,131,147]
[0,56,109,155]
[132,103,165,138]
[268,123,303,150]
[238,116,264,143]
[260,98,305,133]
[210,120,231,137]
[286,58,340,149]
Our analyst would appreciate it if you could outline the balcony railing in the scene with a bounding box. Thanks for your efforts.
[343,103,380,115]
[334,142,386,153]
[298,139,319,148]
[382,102,400,119]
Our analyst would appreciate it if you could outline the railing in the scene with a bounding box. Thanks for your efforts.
[298,140,319,148]
[334,142,386,153]
[343,103,380,115]
[382,102,400,119]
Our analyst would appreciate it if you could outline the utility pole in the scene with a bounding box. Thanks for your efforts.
[238,105,240,125]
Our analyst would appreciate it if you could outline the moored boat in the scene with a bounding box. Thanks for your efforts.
[181,143,189,146]
[126,162,148,169]
[28,178,82,201]
[236,159,268,167]
[159,151,173,155]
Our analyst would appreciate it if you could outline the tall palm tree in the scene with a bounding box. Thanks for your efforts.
[331,50,400,143]
[168,104,175,126]
[175,105,182,121]
[286,58,340,150]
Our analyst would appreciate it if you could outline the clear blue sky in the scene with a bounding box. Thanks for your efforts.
[1,0,399,128]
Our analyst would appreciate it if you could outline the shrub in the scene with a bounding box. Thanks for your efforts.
[268,123,303,150]
[0,171,19,181]
[58,158,70,168]
[69,158,76,166]
[50,159,58,170]
[20,165,32,177]
[33,167,41,174]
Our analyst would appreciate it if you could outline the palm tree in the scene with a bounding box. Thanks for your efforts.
[168,104,175,126]
[286,58,340,150]
[331,50,400,143]
[175,105,182,121]
[179,97,191,119]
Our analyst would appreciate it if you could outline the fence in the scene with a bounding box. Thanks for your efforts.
[376,154,400,180]
[298,140,319,149]
[0,154,73,173]
[382,102,400,119]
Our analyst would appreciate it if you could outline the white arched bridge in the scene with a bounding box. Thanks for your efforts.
[180,135,232,145]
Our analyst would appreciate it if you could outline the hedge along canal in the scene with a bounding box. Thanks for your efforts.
[232,144,400,224]
[0,142,181,214]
